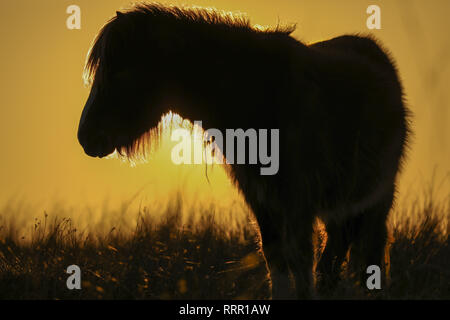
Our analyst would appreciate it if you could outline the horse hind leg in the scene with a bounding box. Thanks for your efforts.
[349,186,395,289]
[316,184,395,294]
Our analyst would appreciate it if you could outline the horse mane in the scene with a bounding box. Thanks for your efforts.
[83,2,296,86]
[82,3,296,161]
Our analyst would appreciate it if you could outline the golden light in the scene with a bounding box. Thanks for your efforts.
[103,111,250,230]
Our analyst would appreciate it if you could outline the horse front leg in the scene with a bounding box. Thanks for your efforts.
[286,213,314,299]
[256,210,294,299]
[257,208,314,299]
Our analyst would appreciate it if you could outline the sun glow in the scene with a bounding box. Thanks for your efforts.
[107,111,225,164]
[103,111,249,229]
[2,110,250,238]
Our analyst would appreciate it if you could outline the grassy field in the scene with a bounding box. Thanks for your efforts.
[0,193,448,300]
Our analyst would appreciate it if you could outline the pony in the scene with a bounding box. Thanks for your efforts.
[77,3,410,299]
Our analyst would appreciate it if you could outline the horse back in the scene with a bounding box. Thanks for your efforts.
[283,35,410,219]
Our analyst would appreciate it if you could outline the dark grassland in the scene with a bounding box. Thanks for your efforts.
[0,191,448,300]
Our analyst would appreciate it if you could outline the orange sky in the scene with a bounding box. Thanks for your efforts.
[0,0,448,229]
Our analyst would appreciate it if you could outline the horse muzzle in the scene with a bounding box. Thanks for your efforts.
[78,128,115,158]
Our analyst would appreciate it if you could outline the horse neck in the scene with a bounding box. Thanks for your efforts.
[169,30,297,130]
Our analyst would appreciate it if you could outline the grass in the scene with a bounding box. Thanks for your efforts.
[0,192,448,300]
[0,203,269,300]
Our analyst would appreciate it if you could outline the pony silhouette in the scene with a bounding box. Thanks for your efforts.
[77,3,410,299]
